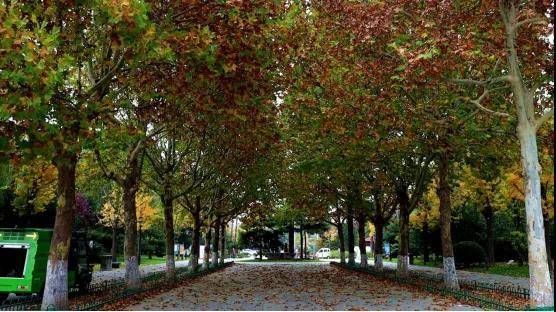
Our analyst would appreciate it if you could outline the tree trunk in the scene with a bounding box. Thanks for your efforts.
[304,231,308,258]
[219,222,226,265]
[162,195,175,281]
[437,151,459,290]
[204,228,212,268]
[111,226,117,263]
[347,205,355,265]
[288,224,295,256]
[41,154,77,310]
[122,181,140,289]
[374,219,384,271]
[300,225,304,259]
[483,203,495,266]
[338,223,346,264]
[422,218,429,264]
[357,213,367,268]
[212,219,220,265]
[517,124,554,306]
[541,184,554,278]
[500,3,554,305]
[397,189,410,276]
[190,209,201,272]
[543,213,553,278]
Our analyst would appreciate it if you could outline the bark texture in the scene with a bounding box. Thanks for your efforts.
[437,151,459,290]
[397,189,410,276]
[123,184,140,289]
[483,203,495,266]
[288,224,295,255]
[162,195,175,281]
[219,222,226,265]
[338,223,346,264]
[190,209,201,271]
[204,228,212,268]
[41,154,77,310]
[347,206,355,265]
[212,219,221,265]
[374,221,384,271]
[500,2,554,306]
[357,214,367,268]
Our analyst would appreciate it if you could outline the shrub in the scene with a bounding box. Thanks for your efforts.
[454,241,487,268]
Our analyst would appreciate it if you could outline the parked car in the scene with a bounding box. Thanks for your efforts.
[314,248,331,259]
[241,248,258,257]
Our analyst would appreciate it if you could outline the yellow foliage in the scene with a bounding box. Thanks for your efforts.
[136,192,158,230]
[411,185,440,230]
[99,188,160,230]
[98,187,123,228]
[13,159,57,213]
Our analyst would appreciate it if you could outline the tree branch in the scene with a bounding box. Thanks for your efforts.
[451,76,510,86]
[459,87,511,117]
[515,17,547,31]
[535,107,554,131]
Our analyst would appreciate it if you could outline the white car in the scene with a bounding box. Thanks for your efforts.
[314,248,331,259]
[241,249,258,257]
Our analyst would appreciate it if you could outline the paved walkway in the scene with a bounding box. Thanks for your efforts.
[126,263,480,310]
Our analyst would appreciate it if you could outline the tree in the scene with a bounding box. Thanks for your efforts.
[1,1,152,308]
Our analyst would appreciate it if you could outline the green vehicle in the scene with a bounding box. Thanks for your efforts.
[0,228,93,302]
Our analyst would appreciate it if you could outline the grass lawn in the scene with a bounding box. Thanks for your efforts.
[236,258,322,263]
[382,257,529,278]
[93,255,168,272]
[465,263,529,278]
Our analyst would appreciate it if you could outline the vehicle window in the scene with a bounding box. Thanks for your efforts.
[0,245,28,278]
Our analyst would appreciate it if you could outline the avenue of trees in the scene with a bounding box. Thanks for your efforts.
[0,0,553,310]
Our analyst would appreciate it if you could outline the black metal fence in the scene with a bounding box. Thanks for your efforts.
[0,262,234,311]
[330,262,522,311]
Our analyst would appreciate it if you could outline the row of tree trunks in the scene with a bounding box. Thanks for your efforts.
[41,153,78,310]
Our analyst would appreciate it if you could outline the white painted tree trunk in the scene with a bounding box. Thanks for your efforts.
[518,125,554,307]
[125,256,141,289]
[166,256,175,282]
[374,254,383,271]
[397,255,409,276]
[41,260,68,310]
[360,254,368,268]
[340,251,346,264]
[499,2,554,306]
[443,257,459,290]
[348,252,355,265]
[190,255,199,272]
